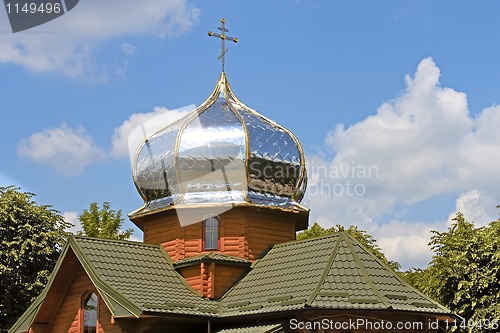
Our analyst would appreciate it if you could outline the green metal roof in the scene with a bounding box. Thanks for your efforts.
[70,237,218,317]
[11,232,453,332]
[9,236,218,333]
[174,252,250,268]
[216,323,283,333]
[218,232,451,316]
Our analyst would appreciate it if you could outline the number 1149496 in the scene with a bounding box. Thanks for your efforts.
[5,2,61,14]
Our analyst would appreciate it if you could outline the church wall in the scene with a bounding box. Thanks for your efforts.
[140,206,297,299]
[245,210,296,260]
[219,215,246,257]
[213,264,248,299]
[176,262,248,299]
[50,266,124,333]
[144,216,201,262]
[177,265,203,295]
[123,317,207,333]
[142,207,296,262]
[177,261,248,299]
[201,262,214,298]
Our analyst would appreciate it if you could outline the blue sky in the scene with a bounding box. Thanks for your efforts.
[1,1,500,269]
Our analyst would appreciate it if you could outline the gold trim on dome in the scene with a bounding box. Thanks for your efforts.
[130,71,308,216]
[131,73,226,208]
[129,199,310,220]
[223,78,307,202]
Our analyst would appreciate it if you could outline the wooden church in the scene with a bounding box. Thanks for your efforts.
[11,20,456,333]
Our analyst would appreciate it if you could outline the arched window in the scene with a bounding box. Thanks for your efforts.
[82,292,98,333]
[204,216,219,250]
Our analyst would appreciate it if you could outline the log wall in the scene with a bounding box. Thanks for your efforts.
[143,207,296,261]
[49,266,123,333]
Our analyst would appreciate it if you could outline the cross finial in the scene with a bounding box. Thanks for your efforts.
[208,18,238,72]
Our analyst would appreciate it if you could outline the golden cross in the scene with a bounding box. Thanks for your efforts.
[208,18,238,72]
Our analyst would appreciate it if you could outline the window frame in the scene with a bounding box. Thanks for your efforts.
[203,215,220,250]
[80,291,98,333]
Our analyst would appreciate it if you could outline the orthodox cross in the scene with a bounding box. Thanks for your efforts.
[208,18,238,72]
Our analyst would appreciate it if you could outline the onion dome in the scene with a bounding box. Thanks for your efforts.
[131,73,307,215]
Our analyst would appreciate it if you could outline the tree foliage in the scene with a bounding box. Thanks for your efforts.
[403,212,500,332]
[0,186,70,331]
[77,202,133,240]
[297,222,400,271]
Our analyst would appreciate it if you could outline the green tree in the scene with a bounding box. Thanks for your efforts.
[297,222,400,271]
[426,213,500,331]
[0,186,70,331]
[77,202,133,240]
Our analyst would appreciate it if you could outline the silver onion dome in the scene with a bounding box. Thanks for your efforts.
[132,72,307,215]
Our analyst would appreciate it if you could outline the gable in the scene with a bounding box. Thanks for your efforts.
[11,232,455,332]
[9,236,217,332]
[9,245,127,333]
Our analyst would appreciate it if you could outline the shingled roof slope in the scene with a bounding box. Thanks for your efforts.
[11,232,454,332]
[174,252,250,268]
[9,236,218,332]
[219,232,451,316]
[71,237,218,316]
[215,323,283,333]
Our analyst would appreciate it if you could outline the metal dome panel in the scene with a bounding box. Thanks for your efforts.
[177,94,247,204]
[134,117,184,204]
[132,73,307,216]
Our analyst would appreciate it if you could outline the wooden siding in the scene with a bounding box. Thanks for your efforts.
[177,262,246,299]
[177,263,215,298]
[245,210,296,260]
[177,265,203,295]
[202,262,214,298]
[213,264,247,299]
[48,266,124,333]
[141,206,297,299]
[143,206,296,262]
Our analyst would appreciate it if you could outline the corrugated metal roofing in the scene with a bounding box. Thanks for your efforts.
[219,232,451,316]
[174,252,250,267]
[10,232,453,332]
[216,323,283,333]
[71,237,218,317]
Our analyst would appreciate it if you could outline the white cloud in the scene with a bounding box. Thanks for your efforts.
[17,123,105,175]
[373,219,445,269]
[63,210,81,234]
[128,234,143,243]
[447,190,498,227]
[16,105,192,175]
[306,57,500,268]
[0,0,200,81]
[111,105,193,163]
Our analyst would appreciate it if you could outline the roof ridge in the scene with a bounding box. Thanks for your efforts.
[70,235,160,248]
[174,252,250,264]
[340,232,449,310]
[189,251,243,258]
[69,238,144,317]
[156,246,206,298]
[274,233,339,248]
[306,232,343,305]
[8,239,73,332]
[71,238,217,314]
[342,233,391,307]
